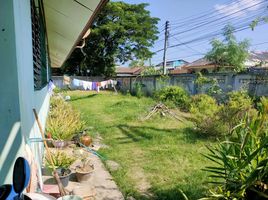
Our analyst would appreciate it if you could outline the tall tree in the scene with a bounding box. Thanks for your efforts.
[63,2,159,77]
[206,25,250,73]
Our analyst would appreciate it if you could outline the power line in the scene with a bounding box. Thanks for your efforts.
[170,8,267,40]
[170,0,267,37]
[171,35,205,54]
[169,0,241,24]
[153,20,267,53]
[169,0,265,29]
[168,9,267,48]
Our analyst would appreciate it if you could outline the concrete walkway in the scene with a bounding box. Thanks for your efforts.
[43,147,124,200]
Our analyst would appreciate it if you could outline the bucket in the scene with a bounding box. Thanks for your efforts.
[57,195,82,200]
[55,168,71,187]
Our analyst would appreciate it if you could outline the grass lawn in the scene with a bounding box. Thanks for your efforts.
[67,90,214,200]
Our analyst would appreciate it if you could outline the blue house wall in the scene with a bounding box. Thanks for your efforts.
[0,0,50,185]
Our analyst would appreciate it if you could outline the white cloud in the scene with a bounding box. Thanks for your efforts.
[214,0,263,17]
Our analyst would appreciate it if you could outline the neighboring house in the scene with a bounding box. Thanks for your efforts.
[169,66,190,75]
[180,51,268,74]
[116,66,144,77]
[155,59,188,71]
[245,51,268,68]
[0,0,107,186]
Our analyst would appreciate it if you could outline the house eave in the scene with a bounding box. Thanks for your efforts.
[43,0,108,68]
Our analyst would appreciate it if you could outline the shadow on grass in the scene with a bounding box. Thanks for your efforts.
[150,184,206,200]
[114,124,212,144]
[70,94,98,101]
[127,184,206,200]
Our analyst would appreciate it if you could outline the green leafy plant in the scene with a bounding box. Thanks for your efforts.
[219,90,257,134]
[154,86,190,110]
[132,82,144,98]
[202,97,268,199]
[45,151,76,170]
[46,97,85,140]
[206,25,250,73]
[190,94,225,137]
[195,72,222,98]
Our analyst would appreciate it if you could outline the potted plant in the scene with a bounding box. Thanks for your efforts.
[75,158,94,182]
[72,149,94,182]
[45,151,76,187]
[46,98,85,148]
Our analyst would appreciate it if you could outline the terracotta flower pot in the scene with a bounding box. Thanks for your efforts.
[75,163,94,182]
[80,135,92,147]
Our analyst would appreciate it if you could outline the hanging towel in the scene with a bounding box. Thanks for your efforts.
[63,75,71,85]
[87,81,93,90]
[100,81,108,89]
[92,82,97,91]
[73,79,80,87]
[82,81,88,90]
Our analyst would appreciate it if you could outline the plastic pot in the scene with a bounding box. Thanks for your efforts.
[55,168,71,187]
[52,140,67,148]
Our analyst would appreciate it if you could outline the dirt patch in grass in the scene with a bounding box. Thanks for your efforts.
[130,166,152,195]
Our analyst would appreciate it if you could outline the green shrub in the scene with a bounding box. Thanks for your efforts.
[46,97,85,140]
[46,151,76,170]
[133,82,143,98]
[154,86,190,110]
[203,99,268,199]
[190,94,225,137]
[219,90,257,133]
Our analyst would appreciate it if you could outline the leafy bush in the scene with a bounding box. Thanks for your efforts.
[132,82,143,98]
[203,97,268,199]
[190,94,225,137]
[154,86,190,110]
[195,72,222,98]
[46,97,85,140]
[46,151,76,170]
[219,90,257,133]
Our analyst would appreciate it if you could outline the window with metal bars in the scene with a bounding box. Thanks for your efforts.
[31,0,48,90]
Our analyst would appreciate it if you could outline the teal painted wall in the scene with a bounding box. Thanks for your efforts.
[0,0,25,184]
[0,0,50,185]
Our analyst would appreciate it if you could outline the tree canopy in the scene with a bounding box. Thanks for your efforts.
[206,25,250,73]
[63,2,159,77]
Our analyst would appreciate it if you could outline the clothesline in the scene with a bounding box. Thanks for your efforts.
[63,76,118,92]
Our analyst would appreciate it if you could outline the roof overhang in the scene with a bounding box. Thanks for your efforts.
[43,0,108,68]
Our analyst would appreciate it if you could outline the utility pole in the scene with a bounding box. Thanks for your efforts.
[163,21,169,75]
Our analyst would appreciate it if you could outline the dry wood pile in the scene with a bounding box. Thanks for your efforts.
[143,103,183,121]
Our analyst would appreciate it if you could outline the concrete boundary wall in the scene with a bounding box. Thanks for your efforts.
[52,73,268,97]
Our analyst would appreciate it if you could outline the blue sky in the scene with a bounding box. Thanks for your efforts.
[114,0,268,65]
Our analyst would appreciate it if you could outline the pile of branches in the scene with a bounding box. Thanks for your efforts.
[143,103,183,121]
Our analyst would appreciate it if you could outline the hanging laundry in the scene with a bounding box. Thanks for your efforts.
[113,80,118,87]
[73,78,81,87]
[81,81,87,90]
[48,79,56,94]
[87,81,92,90]
[82,81,92,90]
[63,75,71,85]
[92,82,97,91]
[100,81,108,89]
